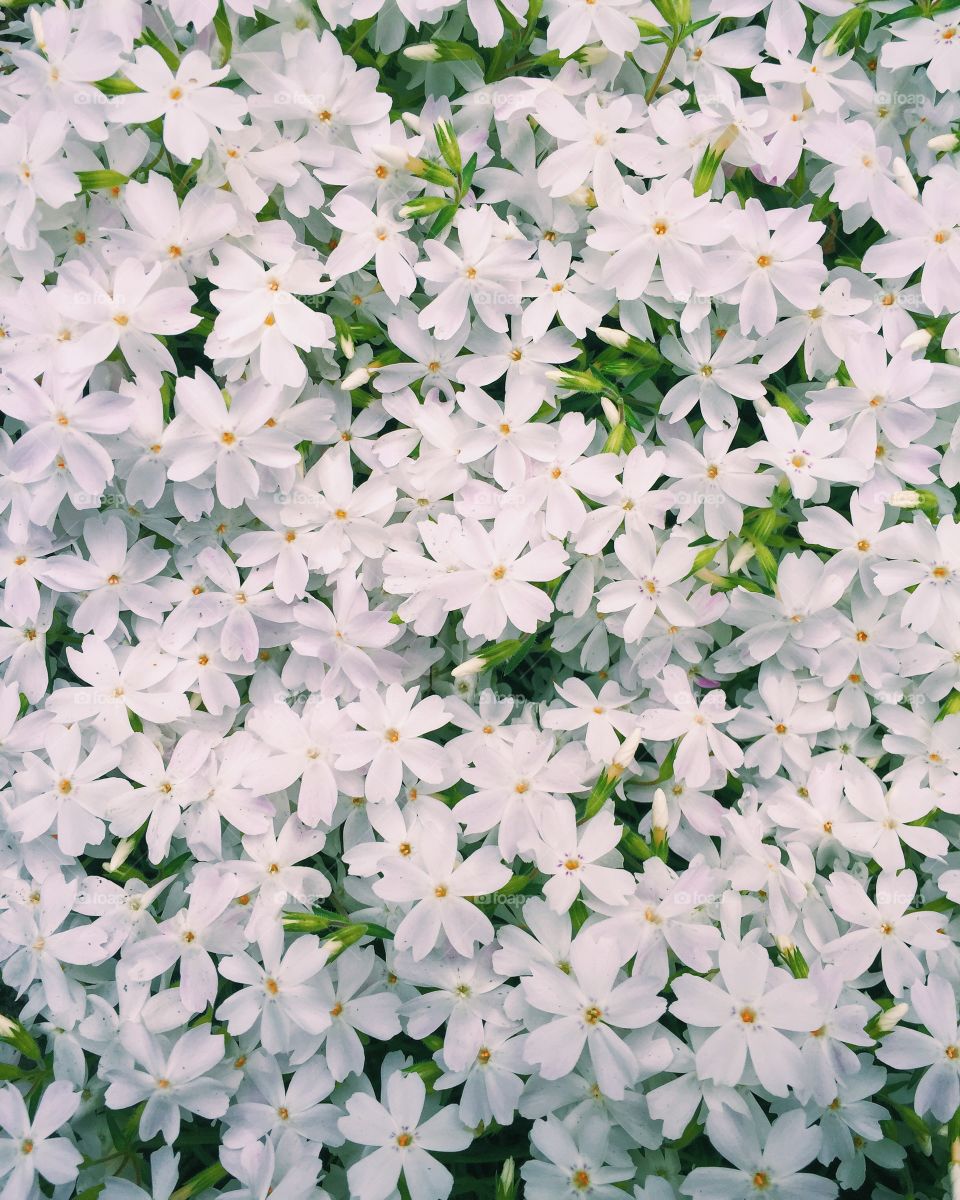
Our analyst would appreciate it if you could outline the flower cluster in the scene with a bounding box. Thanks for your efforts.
[1,1,960,1199]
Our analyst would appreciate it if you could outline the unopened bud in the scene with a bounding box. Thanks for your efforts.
[108,837,136,873]
[900,327,932,353]
[613,727,644,771]
[403,43,441,61]
[0,1015,42,1061]
[928,133,960,153]
[30,8,46,52]
[601,396,621,427]
[322,924,369,963]
[434,118,462,173]
[495,1158,517,1200]
[452,656,486,679]
[877,1002,909,1033]
[399,196,452,219]
[373,145,410,169]
[892,157,919,198]
[821,7,863,57]
[565,186,597,209]
[753,395,772,417]
[729,541,756,573]
[341,366,373,391]
[652,787,669,840]
[576,46,609,66]
[595,326,630,350]
[545,367,608,394]
[888,489,921,509]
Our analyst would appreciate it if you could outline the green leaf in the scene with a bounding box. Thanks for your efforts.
[136,27,182,71]
[876,0,960,28]
[93,75,143,95]
[213,0,233,65]
[77,170,129,192]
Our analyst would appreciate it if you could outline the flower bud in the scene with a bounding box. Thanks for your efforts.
[403,43,441,61]
[595,326,630,350]
[545,367,608,393]
[900,327,932,353]
[399,196,452,219]
[322,923,369,963]
[108,837,136,873]
[433,118,462,173]
[496,1158,517,1200]
[452,656,486,679]
[0,1015,42,1062]
[613,727,644,771]
[565,186,597,209]
[575,46,609,66]
[600,396,621,427]
[876,1002,908,1033]
[340,366,373,391]
[928,133,960,153]
[729,541,756,573]
[891,157,919,198]
[651,788,669,857]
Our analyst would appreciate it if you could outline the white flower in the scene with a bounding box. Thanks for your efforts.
[0,1081,82,1200]
[336,684,449,805]
[522,930,666,1100]
[338,1068,472,1200]
[532,806,633,913]
[682,1108,837,1200]
[104,1025,236,1144]
[822,868,944,996]
[206,246,333,387]
[111,48,247,163]
[877,973,960,1121]
[374,817,510,959]
[670,940,819,1096]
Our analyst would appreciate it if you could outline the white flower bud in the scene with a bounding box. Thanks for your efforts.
[888,490,921,508]
[753,395,772,417]
[891,157,919,198]
[30,8,46,51]
[928,133,960,152]
[403,43,441,61]
[341,366,372,391]
[565,186,596,208]
[600,396,621,427]
[900,327,932,353]
[372,145,410,169]
[729,542,756,572]
[108,837,136,872]
[595,326,630,349]
[452,656,486,679]
[876,1002,909,1033]
[612,727,643,770]
[652,787,669,832]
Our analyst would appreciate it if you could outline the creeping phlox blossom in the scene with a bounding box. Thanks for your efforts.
[3,2,960,1200]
